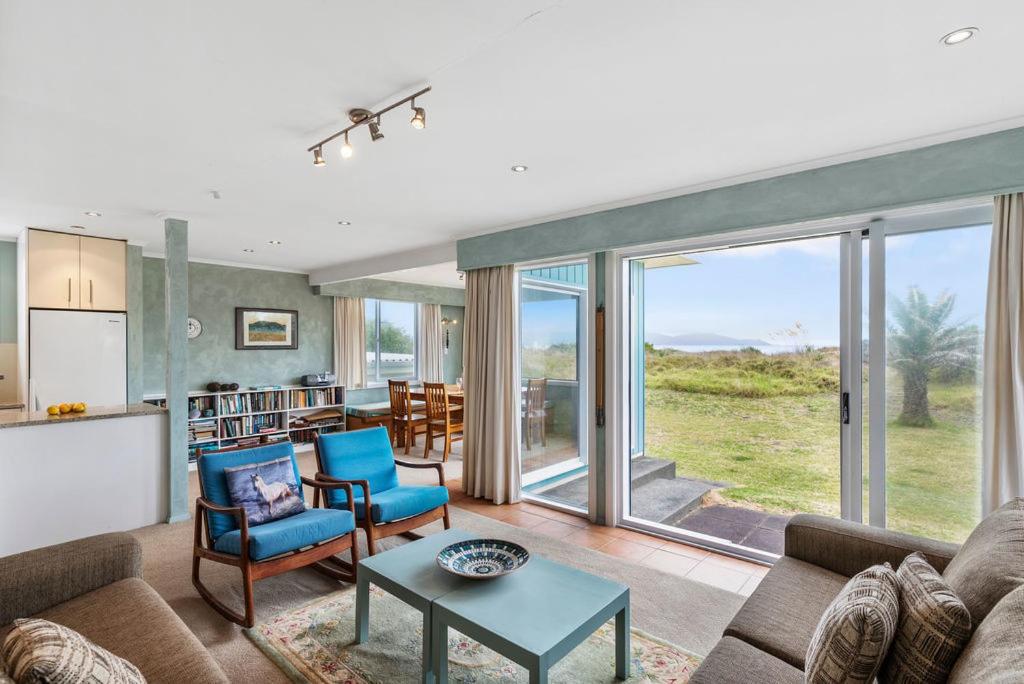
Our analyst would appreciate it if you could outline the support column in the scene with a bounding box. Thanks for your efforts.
[165,218,190,523]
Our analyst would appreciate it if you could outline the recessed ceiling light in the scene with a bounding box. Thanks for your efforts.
[243,248,255,253]
[70,225,86,230]
[511,165,528,173]
[268,240,282,245]
[84,211,101,217]
[338,220,352,226]
[941,27,978,45]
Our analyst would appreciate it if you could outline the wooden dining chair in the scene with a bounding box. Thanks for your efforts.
[523,378,548,450]
[388,379,428,455]
[423,382,464,462]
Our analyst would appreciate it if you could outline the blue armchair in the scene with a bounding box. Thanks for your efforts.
[314,427,451,555]
[193,441,359,628]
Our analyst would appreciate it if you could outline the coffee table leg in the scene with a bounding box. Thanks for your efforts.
[615,606,630,680]
[421,610,434,684]
[431,612,448,683]
[355,574,370,644]
[529,656,549,684]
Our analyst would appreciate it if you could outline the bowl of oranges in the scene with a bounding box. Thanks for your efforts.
[46,402,87,417]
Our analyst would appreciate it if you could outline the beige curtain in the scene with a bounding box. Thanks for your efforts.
[982,193,1024,514]
[334,297,366,389]
[463,265,521,504]
[418,303,444,382]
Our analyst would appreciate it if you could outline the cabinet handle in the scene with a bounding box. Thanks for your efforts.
[90,279,94,305]
[67,277,71,303]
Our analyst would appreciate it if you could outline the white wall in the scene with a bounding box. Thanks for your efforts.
[0,413,169,556]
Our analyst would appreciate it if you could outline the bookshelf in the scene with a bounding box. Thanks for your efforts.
[144,384,346,468]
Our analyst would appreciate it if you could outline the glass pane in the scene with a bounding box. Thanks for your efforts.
[631,236,841,556]
[884,224,990,542]
[519,265,588,511]
[378,300,416,380]
[365,299,378,381]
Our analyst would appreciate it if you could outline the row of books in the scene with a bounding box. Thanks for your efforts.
[221,413,282,438]
[291,387,344,408]
[187,442,219,463]
[220,433,289,450]
[290,424,343,444]
[188,418,218,443]
[218,391,285,415]
[188,396,216,413]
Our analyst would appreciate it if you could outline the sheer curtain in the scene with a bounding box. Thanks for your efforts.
[463,265,521,504]
[982,193,1024,513]
[334,297,366,389]
[418,303,444,382]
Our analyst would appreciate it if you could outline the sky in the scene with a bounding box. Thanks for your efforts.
[643,224,992,349]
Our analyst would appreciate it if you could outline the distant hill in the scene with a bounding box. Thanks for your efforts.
[646,331,772,347]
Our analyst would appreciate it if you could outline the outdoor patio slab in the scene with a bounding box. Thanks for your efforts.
[676,505,790,555]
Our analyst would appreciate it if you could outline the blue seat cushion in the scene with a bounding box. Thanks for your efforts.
[213,508,355,561]
[317,428,400,508]
[342,485,449,524]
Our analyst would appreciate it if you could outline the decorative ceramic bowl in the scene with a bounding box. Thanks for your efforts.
[436,539,530,579]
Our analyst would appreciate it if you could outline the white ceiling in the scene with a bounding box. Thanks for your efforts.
[371,261,464,289]
[2,1,1023,279]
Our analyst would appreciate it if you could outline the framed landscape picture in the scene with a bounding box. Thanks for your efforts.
[235,307,298,350]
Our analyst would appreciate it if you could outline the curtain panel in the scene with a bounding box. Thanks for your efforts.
[463,265,521,504]
[982,193,1024,513]
[418,303,444,382]
[334,297,366,389]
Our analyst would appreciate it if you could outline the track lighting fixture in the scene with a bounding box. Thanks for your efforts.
[410,101,426,130]
[307,86,431,166]
[369,117,384,141]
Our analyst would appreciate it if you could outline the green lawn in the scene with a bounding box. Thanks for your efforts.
[643,348,981,542]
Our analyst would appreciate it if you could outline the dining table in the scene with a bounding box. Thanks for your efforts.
[409,385,464,405]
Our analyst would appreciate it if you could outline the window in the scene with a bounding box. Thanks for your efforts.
[364,299,418,383]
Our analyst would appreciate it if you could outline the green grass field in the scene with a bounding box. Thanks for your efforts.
[643,348,981,542]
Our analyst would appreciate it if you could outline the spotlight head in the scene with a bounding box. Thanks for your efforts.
[340,132,353,159]
[313,147,325,166]
[369,118,384,142]
[411,106,426,130]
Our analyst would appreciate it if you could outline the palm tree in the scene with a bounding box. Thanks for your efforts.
[887,287,978,427]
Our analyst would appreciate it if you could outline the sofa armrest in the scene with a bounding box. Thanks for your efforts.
[785,514,959,577]
[0,532,142,625]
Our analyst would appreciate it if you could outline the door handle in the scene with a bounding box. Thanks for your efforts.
[89,279,93,305]
[841,391,850,425]
[67,277,71,303]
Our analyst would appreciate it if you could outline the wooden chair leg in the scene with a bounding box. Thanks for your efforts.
[442,503,452,529]
[423,426,432,458]
[192,556,253,628]
[364,522,377,556]
[443,432,451,462]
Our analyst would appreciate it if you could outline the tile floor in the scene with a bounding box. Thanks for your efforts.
[445,477,769,596]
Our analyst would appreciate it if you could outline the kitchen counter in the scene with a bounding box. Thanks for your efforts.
[0,402,165,429]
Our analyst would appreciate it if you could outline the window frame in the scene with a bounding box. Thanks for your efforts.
[364,298,419,386]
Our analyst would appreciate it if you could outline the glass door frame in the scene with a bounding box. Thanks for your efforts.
[515,255,597,520]
[606,199,992,562]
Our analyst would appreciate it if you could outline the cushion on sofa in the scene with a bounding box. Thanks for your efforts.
[29,578,227,684]
[879,552,971,683]
[1,618,145,684]
[942,497,1024,626]
[690,636,803,684]
[805,563,900,684]
[948,585,1024,683]
[724,556,849,669]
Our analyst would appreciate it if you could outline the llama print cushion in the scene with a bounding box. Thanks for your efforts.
[223,456,306,526]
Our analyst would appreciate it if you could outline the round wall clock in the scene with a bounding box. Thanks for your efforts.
[187,317,203,339]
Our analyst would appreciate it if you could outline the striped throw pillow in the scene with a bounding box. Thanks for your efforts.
[879,552,971,683]
[806,563,900,684]
[0,618,146,684]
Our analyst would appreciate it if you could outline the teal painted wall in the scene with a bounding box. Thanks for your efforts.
[314,278,465,306]
[441,304,464,385]
[457,126,1024,269]
[0,241,15,343]
[143,258,333,394]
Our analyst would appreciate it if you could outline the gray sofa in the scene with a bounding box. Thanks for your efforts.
[1,533,227,684]
[692,514,968,682]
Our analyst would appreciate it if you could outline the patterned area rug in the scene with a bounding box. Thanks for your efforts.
[247,586,703,683]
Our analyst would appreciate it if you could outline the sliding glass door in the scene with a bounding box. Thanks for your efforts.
[621,207,992,559]
[518,263,589,512]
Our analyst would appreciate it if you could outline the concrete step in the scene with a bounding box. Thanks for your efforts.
[629,456,677,487]
[629,477,719,527]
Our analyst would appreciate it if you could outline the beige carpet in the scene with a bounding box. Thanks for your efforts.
[130,448,743,683]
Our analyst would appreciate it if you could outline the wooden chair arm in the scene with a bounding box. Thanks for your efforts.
[394,459,446,486]
[194,497,249,562]
[301,475,356,516]
[314,473,371,514]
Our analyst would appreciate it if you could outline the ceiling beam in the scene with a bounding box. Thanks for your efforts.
[308,242,456,286]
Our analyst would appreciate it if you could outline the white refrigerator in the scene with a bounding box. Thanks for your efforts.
[29,310,128,410]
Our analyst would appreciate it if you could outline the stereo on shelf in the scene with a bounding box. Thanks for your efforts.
[301,373,336,387]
